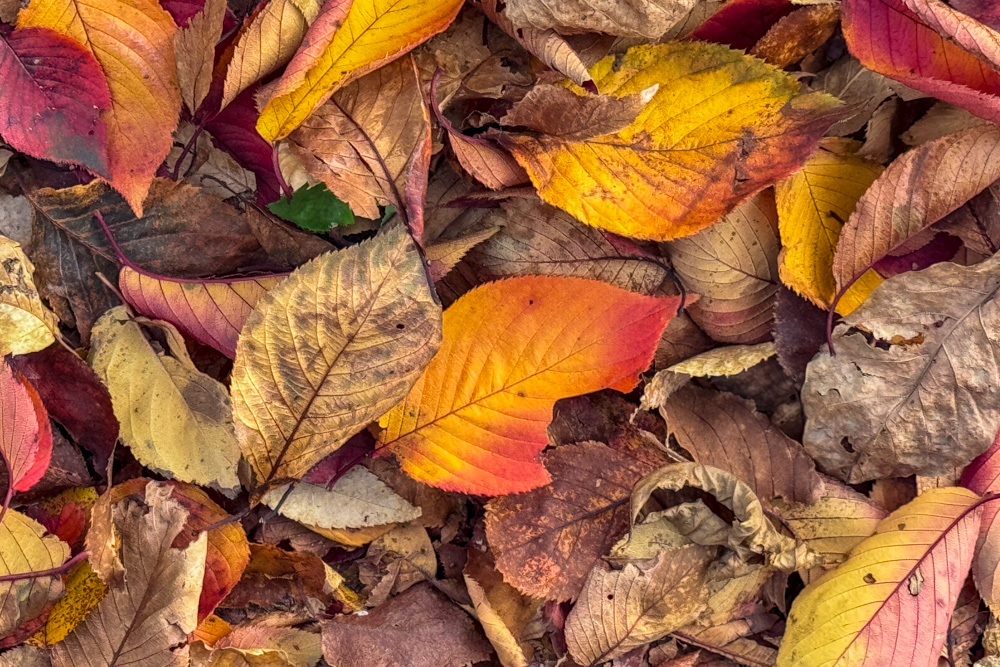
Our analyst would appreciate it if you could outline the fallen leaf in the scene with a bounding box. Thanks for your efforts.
[777,487,984,666]
[463,547,538,667]
[665,192,780,343]
[88,307,242,496]
[803,254,1000,482]
[689,0,795,49]
[52,482,207,667]
[231,222,441,493]
[833,124,1000,307]
[425,227,500,282]
[961,429,1000,613]
[485,441,668,601]
[193,624,323,666]
[174,0,226,114]
[663,342,777,379]
[257,0,463,142]
[565,545,716,666]
[813,56,902,137]
[18,0,181,212]
[500,42,840,241]
[0,235,60,356]
[749,4,840,68]
[503,0,697,38]
[0,509,69,641]
[321,583,491,667]
[262,466,421,530]
[377,276,678,495]
[0,360,51,494]
[772,286,830,384]
[775,139,884,312]
[0,27,110,176]
[30,560,105,646]
[501,84,653,141]
[267,183,355,231]
[902,102,985,147]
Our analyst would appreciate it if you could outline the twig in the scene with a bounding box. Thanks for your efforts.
[0,551,89,583]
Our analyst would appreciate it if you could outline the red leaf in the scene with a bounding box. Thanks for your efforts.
[0,359,53,493]
[690,0,795,49]
[0,26,110,175]
[205,87,282,205]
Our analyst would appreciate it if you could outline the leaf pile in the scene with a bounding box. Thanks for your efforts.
[5,0,1000,665]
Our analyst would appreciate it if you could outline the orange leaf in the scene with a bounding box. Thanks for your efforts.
[0,358,52,493]
[376,276,679,495]
[19,0,181,213]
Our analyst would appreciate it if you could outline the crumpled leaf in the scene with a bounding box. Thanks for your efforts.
[777,487,984,666]
[803,254,1000,482]
[663,342,777,379]
[665,192,780,343]
[257,0,463,142]
[377,276,677,495]
[503,0,698,38]
[262,466,421,530]
[833,124,1000,307]
[565,545,716,666]
[0,359,52,493]
[18,0,181,213]
[321,583,491,667]
[88,307,242,497]
[52,482,207,667]
[0,26,110,175]
[231,222,441,494]
[500,42,841,241]
[0,510,69,641]
[0,235,60,356]
[486,441,668,601]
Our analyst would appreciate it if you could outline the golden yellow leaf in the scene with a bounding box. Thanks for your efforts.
[30,561,107,646]
[775,139,883,313]
[230,223,441,494]
[499,42,842,241]
[0,509,70,640]
[88,307,242,496]
[0,235,59,356]
[257,0,464,142]
[52,482,207,667]
[18,0,181,212]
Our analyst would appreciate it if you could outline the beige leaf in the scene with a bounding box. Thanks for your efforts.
[0,235,60,355]
[262,467,421,530]
[463,549,537,667]
[425,227,500,282]
[88,307,241,497]
[174,0,226,113]
[0,510,69,640]
[503,0,698,38]
[191,624,322,666]
[667,342,776,378]
[52,482,207,667]
[501,84,655,141]
[230,223,442,494]
[565,545,715,666]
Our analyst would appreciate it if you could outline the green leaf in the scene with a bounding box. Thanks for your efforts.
[268,183,355,231]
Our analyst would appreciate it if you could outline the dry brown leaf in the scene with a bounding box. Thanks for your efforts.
[174,0,225,113]
[501,84,655,141]
[812,57,900,137]
[463,548,538,667]
[503,0,698,38]
[750,4,840,68]
[52,482,207,667]
[425,227,500,282]
[190,624,322,666]
[565,545,716,666]
[803,253,1000,482]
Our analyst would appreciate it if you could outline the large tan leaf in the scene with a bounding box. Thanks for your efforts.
[52,482,207,667]
[803,253,1000,482]
[88,307,241,497]
[503,0,697,38]
[231,223,441,494]
[287,56,428,219]
[564,545,715,666]
[500,43,841,241]
[0,235,60,356]
[0,510,69,640]
[665,192,780,343]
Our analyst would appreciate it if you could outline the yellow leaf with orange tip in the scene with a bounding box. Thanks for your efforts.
[775,139,884,314]
[778,487,985,666]
[257,0,464,142]
[376,276,680,496]
[18,0,180,213]
[499,42,842,241]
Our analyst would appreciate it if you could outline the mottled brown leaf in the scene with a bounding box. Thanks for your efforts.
[501,84,654,141]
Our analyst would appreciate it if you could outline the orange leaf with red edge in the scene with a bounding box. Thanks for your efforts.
[0,358,52,493]
[376,276,679,496]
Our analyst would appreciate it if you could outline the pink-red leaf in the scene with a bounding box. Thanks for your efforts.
[0,359,53,493]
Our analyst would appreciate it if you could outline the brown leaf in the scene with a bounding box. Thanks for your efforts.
[772,287,828,384]
[174,0,225,114]
[665,192,780,343]
[52,482,207,667]
[445,131,529,191]
[502,0,698,38]
[804,253,1000,482]
[565,545,715,666]
[320,583,492,667]
[463,547,539,667]
[937,180,1000,257]
[659,385,822,505]
[750,4,840,68]
[501,84,654,141]
[485,440,667,601]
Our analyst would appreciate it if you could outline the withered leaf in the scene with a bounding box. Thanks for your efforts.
[804,253,1000,482]
[500,84,655,141]
[503,0,698,38]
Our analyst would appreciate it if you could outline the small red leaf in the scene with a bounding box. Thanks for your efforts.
[0,359,53,493]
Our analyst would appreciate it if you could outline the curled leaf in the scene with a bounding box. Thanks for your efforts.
[0,235,60,356]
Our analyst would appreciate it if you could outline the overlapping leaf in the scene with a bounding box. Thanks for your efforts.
[0,510,69,641]
[0,360,52,494]
[0,235,60,356]
[961,429,1000,613]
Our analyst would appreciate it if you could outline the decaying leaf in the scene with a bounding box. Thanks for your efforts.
[88,307,242,496]
[463,547,538,667]
[231,222,441,494]
[803,254,1000,482]
[0,235,60,356]
[174,0,225,114]
[0,510,69,641]
[502,0,698,39]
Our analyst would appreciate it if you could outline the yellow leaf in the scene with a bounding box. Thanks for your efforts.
[19,0,181,213]
[0,510,70,639]
[88,307,242,496]
[257,0,464,142]
[778,487,984,666]
[499,42,842,241]
[775,139,883,313]
[0,235,59,356]
[30,561,107,646]
[230,223,441,494]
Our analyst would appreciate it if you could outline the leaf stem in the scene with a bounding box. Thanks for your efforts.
[0,551,88,583]
[272,144,293,200]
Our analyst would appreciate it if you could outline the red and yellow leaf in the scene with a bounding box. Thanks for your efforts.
[0,359,52,493]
